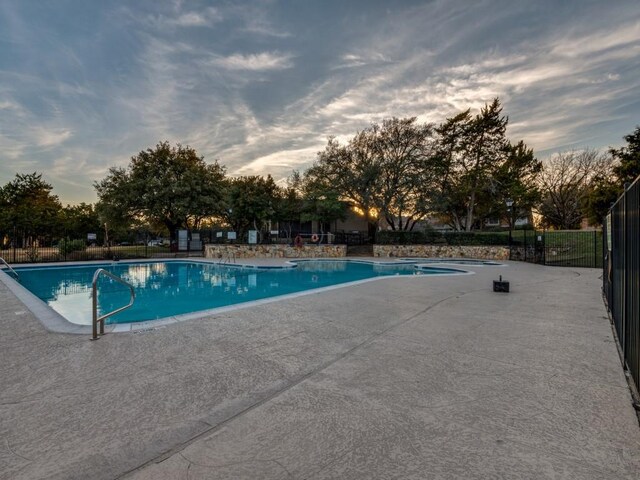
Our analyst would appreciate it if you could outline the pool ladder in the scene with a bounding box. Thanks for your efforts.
[92,269,135,341]
[219,252,236,265]
[0,257,18,279]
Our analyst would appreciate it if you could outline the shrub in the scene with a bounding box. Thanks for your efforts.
[58,239,86,256]
[443,232,509,246]
[25,245,40,262]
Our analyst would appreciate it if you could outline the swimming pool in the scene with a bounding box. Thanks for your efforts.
[12,260,465,326]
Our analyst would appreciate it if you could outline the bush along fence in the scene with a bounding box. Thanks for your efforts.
[603,177,640,397]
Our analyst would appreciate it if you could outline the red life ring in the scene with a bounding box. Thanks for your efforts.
[311,234,319,243]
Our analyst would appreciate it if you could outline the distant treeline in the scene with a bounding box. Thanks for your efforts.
[1,98,638,247]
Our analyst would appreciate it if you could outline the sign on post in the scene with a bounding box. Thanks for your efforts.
[178,230,188,251]
[248,230,258,244]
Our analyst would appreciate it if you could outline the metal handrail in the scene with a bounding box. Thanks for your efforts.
[91,268,135,340]
[219,252,236,265]
[0,257,18,279]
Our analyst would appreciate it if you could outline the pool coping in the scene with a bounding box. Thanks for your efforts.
[0,257,494,335]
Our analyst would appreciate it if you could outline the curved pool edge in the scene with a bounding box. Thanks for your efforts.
[1,258,480,335]
[0,269,92,334]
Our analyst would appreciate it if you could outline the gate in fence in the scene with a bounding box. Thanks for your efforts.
[512,230,603,268]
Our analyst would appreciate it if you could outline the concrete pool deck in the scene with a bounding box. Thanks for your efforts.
[0,260,639,479]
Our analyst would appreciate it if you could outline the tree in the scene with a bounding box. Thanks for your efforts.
[60,203,101,241]
[434,99,511,231]
[432,110,472,230]
[538,150,610,229]
[583,174,619,226]
[308,135,381,237]
[95,141,226,240]
[610,125,640,185]
[308,118,443,235]
[489,141,542,228]
[224,175,280,242]
[371,117,442,231]
[274,172,303,240]
[581,126,640,226]
[0,172,62,246]
[300,170,347,232]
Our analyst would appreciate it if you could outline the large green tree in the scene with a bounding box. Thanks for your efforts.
[300,169,347,232]
[95,141,226,240]
[489,141,542,228]
[274,172,304,240]
[308,117,443,235]
[308,135,381,237]
[432,111,472,230]
[582,126,640,225]
[0,172,62,246]
[60,203,101,241]
[371,117,442,231]
[611,125,640,185]
[583,174,619,226]
[224,175,281,242]
[434,99,530,231]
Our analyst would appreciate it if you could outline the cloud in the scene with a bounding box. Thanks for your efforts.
[33,128,72,148]
[209,52,294,71]
[1,0,639,205]
[332,52,391,70]
[0,100,21,110]
[551,21,640,57]
[241,18,291,38]
[172,10,217,27]
[234,146,320,176]
[141,7,221,29]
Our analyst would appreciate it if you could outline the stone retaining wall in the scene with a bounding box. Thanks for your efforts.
[373,244,510,260]
[205,243,508,260]
[205,244,347,259]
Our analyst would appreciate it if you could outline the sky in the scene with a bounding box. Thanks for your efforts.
[0,0,639,205]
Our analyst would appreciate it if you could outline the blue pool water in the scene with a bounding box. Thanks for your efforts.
[15,260,462,325]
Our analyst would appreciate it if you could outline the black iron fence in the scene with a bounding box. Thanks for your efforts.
[375,229,603,268]
[0,230,205,264]
[513,230,603,268]
[1,224,604,268]
[603,178,640,394]
[0,227,364,264]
